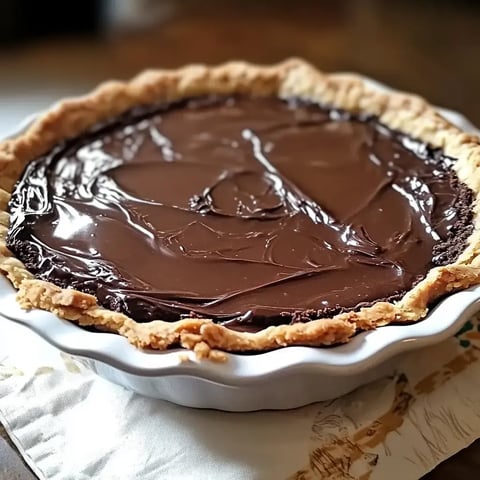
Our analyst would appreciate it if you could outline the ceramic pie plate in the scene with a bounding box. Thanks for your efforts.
[0,77,479,411]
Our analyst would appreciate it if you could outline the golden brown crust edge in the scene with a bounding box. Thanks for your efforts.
[1,58,480,361]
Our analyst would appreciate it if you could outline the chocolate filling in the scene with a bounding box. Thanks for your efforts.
[6,96,474,332]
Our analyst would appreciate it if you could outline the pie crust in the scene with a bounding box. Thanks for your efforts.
[1,59,480,361]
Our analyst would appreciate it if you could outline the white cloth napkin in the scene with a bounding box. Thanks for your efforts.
[2,315,480,480]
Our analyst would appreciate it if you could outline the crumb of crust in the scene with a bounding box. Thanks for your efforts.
[178,352,190,363]
[193,341,228,362]
[208,350,228,362]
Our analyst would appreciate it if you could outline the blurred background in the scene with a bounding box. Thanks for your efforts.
[0,0,479,136]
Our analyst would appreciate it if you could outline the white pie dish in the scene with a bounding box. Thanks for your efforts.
[0,79,479,411]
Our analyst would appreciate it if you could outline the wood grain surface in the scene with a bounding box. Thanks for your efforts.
[1,1,479,478]
[0,425,36,480]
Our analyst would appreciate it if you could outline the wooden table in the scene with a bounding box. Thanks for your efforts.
[1,426,38,480]
[1,1,480,478]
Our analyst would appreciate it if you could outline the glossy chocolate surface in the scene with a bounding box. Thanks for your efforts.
[7,97,473,331]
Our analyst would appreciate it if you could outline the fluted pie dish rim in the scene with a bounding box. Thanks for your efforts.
[1,275,480,385]
[1,59,480,361]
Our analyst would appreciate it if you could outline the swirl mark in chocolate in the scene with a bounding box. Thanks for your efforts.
[7,96,473,331]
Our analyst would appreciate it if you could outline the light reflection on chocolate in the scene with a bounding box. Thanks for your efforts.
[7,96,473,332]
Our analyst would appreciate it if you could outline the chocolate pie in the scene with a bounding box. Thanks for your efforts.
[1,60,480,360]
